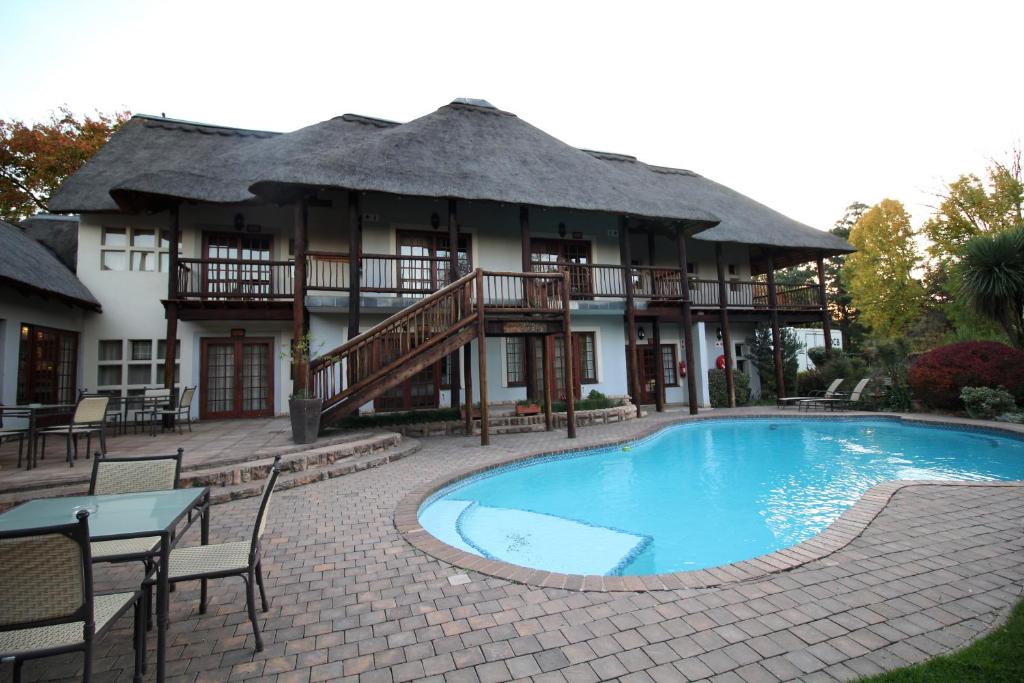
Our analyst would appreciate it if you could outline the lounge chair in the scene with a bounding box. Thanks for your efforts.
[776,378,845,408]
[798,378,871,411]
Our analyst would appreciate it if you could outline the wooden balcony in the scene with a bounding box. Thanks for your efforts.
[168,253,825,319]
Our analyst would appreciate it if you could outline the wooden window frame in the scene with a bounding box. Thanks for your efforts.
[396,229,472,292]
[505,336,527,387]
[17,324,79,404]
[660,344,679,387]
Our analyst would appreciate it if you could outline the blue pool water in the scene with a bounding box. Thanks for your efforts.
[418,419,1024,576]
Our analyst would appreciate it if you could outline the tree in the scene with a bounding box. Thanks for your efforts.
[955,226,1024,349]
[0,107,129,221]
[745,326,802,398]
[845,199,926,339]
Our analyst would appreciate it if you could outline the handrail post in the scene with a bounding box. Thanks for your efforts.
[475,269,490,446]
[561,270,577,438]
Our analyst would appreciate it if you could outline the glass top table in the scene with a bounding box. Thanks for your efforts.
[0,487,210,683]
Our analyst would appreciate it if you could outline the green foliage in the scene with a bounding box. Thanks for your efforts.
[796,370,826,395]
[332,407,462,429]
[551,390,623,413]
[995,411,1024,424]
[960,386,1016,420]
[865,338,913,411]
[860,597,1024,682]
[955,226,1024,349]
[846,199,927,338]
[744,326,802,398]
[707,369,751,407]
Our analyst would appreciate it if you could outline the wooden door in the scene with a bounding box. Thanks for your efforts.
[631,346,660,404]
[200,337,274,419]
[203,233,274,300]
[534,335,583,401]
[530,239,593,296]
[396,230,472,292]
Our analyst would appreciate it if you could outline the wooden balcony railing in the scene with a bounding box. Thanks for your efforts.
[171,252,824,312]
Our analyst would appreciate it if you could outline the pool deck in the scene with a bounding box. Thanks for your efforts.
[12,407,1024,683]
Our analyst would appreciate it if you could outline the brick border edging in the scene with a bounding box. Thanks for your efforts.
[395,414,1024,593]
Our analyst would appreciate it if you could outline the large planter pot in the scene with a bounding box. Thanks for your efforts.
[515,403,541,416]
[289,397,323,445]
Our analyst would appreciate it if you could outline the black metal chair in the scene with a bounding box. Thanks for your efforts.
[0,405,28,468]
[144,456,281,651]
[0,510,146,683]
[154,387,196,434]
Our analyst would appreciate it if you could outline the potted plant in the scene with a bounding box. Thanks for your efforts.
[515,399,541,416]
[284,334,324,444]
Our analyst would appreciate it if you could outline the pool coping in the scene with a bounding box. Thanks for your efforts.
[394,413,1024,593]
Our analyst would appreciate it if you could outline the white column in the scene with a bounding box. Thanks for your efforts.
[695,320,711,407]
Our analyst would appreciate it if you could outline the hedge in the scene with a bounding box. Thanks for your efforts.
[907,341,1024,410]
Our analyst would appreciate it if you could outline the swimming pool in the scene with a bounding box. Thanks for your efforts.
[417,418,1024,576]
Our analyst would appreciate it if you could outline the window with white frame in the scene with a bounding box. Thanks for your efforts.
[101,227,180,272]
[97,338,179,394]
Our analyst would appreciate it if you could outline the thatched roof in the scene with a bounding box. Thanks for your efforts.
[49,100,854,258]
[0,220,100,310]
[18,213,80,271]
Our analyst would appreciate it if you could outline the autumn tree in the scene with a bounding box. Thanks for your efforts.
[845,199,926,339]
[0,107,129,222]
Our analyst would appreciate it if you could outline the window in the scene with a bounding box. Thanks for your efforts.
[505,337,526,387]
[17,324,79,404]
[577,333,597,384]
[661,345,679,387]
[97,338,179,393]
[530,239,593,295]
[396,230,471,292]
[101,226,179,272]
[538,332,598,392]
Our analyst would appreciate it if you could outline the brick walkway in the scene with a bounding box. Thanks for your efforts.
[13,408,1024,683]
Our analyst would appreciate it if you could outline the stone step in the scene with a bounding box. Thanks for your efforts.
[0,432,414,512]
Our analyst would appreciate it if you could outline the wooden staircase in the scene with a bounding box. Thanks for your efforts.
[308,269,578,442]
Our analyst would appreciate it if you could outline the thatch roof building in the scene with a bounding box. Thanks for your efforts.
[0,220,100,310]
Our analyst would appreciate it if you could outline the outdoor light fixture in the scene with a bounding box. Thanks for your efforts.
[430,212,440,230]
[716,327,723,341]
[637,326,646,341]
[233,213,245,231]
[558,222,567,238]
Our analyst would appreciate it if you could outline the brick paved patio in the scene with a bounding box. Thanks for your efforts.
[10,408,1024,683]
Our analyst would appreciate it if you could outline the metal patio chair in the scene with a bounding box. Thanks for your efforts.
[799,378,871,411]
[36,396,109,466]
[0,510,146,683]
[87,450,184,565]
[776,378,845,408]
[133,388,172,436]
[0,405,28,468]
[145,455,281,652]
[153,387,196,434]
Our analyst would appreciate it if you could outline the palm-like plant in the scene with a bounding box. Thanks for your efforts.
[956,226,1024,349]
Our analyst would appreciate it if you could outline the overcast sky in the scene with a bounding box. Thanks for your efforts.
[2,0,1020,231]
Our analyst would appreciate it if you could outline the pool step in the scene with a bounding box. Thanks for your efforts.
[0,432,418,512]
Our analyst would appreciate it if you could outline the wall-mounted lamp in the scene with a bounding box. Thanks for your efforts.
[558,222,567,238]
[233,213,245,231]
[636,326,646,341]
[716,327,723,341]
[430,212,440,230]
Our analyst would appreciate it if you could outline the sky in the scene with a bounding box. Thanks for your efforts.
[2,0,1021,231]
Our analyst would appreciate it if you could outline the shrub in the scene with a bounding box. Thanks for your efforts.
[907,341,1024,410]
[870,339,913,412]
[551,390,623,412]
[745,326,802,398]
[708,369,752,407]
[960,386,1017,420]
[806,346,829,369]
[797,370,827,396]
[333,407,461,429]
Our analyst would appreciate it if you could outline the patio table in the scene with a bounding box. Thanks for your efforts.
[0,403,75,469]
[126,394,175,436]
[0,487,211,683]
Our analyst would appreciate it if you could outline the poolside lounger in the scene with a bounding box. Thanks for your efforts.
[798,378,871,411]
[777,378,845,408]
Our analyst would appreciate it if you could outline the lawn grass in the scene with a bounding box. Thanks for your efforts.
[861,599,1024,682]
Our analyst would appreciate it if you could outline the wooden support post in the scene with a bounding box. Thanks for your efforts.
[463,342,473,436]
[816,255,833,354]
[346,192,362,341]
[521,206,539,400]
[676,225,699,415]
[619,216,642,417]
[475,270,490,446]
[561,271,577,438]
[447,199,461,415]
[766,253,786,399]
[542,336,553,431]
[292,200,309,396]
[715,243,736,408]
[652,318,665,412]
[163,205,180,393]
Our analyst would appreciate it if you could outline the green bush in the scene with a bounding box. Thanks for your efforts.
[960,386,1016,420]
[551,389,623,412]
[708,369,751,407]
[806,346,829,368]
[797,370,827,395]
[745,326,802,398]
[332,407,461,429]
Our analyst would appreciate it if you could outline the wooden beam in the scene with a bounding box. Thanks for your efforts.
[163,206,180,393]
[676,225,699,415]
[816,255,833,354]
[619,216,642,417]
[448,198,461,415]
[521,205,539,400]
[715,243,736,408]
[766,253,786,399]
[347,192,362,341]
[561,270,576,438]
[475,270,490,446]
[542,336,552,431]
[292,199,309,395]
[463,341,473,436]
[652,318,665,412]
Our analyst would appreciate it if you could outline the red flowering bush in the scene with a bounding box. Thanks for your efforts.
[907,341,1024,410]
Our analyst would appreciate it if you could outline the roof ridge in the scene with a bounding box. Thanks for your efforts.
[338,113,402,128]
[581,149,638,162]
[134,114,280,137]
